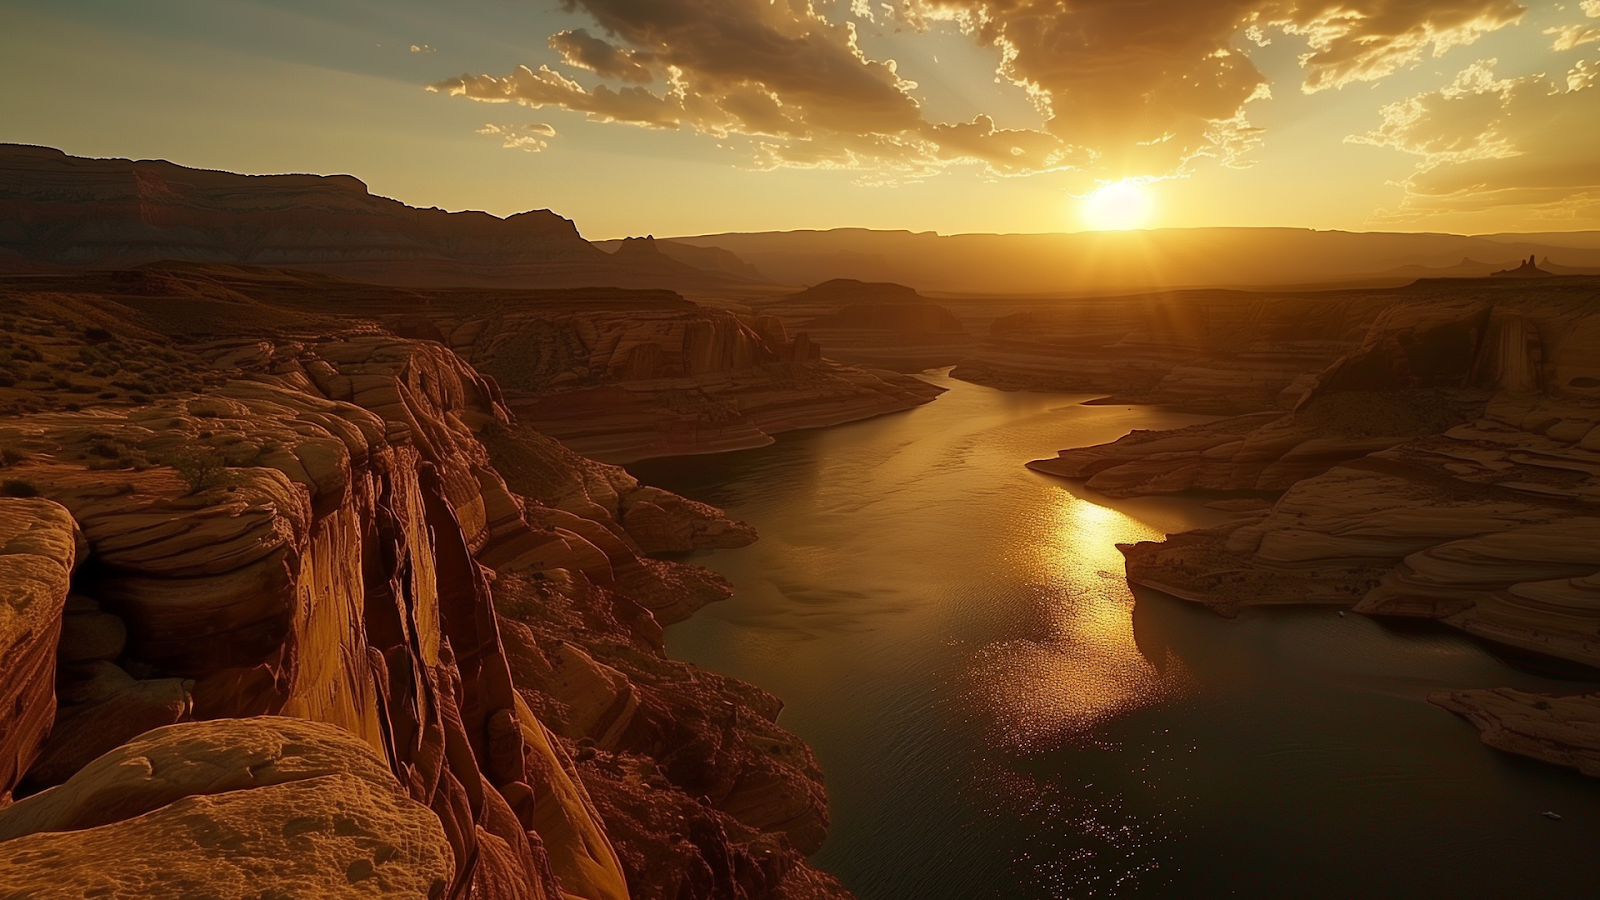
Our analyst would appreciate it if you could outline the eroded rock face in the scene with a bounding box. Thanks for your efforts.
[1430,688,1600,777]
[0,277,854,899]
[956,288,1398,412]
[1029,277,1600,776]
[390,301,944,463]
[0,717,454,899]
[0,498,82,804]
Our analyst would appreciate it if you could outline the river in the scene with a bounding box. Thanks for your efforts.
[629,372,1600,899]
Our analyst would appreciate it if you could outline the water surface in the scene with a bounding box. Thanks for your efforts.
[632,373,1600,899]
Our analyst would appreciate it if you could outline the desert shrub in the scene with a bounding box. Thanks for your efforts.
[171,449,227,494]
[97,391,117,400]
[77,347,100,364]
[0,373,13,388]
[194,408,220,419]
[0,479,38,498]
[53,377,74,390]
[0,447,26,467]
[83,327,113,343]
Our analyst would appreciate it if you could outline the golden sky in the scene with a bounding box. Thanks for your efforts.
[2,0,1597,238]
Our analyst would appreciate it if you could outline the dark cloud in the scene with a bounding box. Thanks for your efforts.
[432,0,1530,182]
[548,28,654,83]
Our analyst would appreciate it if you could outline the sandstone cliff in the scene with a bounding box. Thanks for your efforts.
[0,271,856,899]
[1027,276,1600,776]
[955,288,1397,412]
[0,146,743,293]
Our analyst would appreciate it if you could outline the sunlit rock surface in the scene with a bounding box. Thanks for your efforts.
[0,498,82,804]
[0,271,856,899]
[392,299,944,462]
[0,717,454,899]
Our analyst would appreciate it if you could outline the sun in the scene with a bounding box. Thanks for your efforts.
[1080,181,1154,231]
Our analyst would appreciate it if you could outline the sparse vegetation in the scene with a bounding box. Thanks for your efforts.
[171,449,227,494]
[0,479,39,498]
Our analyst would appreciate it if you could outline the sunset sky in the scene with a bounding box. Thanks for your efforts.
[2,0,1597,238]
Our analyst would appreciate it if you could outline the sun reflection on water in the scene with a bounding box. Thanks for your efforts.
[970,488,1193,752]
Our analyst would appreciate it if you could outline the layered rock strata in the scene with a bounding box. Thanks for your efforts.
[385,298,944,462]
[0,265,942,464]
[0,498,82,805]
[0,145,740,293]
[956,288,1400,411]
[1028,278,1600,775]
[0,717,455,899]
[749,279,974,373]
[0,277,853,899]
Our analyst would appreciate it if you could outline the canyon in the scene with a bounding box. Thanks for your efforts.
[4,145,1600,899]
[0,255,945,896]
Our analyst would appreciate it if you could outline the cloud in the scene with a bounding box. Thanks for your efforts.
[441,65,682,128]
[1545,0,1600,51]
[548,29,654,83]
[430,0,1529,182]
[905,0,1524,172]
[477,122,559,152]
[1352,57,1600,223]
[411,44,436,54]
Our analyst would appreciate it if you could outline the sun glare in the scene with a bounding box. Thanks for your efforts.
[1081,181,1154,231]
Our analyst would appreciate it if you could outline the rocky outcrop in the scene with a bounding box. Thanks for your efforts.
[0,498,82,805]
[1492,255,1553,278]
[386,297,944,463]
[956,288,1398,411]
[0,263,942,465]
[1430,688,1600,777]
[752,279,973,373]
[1029,277,1600,776]
[0,717,455,899]
[0,145,744,292]
[0,275,853,899]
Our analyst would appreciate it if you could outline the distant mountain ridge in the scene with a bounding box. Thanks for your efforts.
[598,236,771,282]
[665,227,1600,295]
[10,145,1600,296]
[0,144,752,292]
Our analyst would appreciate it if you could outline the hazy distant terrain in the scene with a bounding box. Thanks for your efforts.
[661,228,1600,294]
